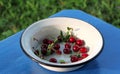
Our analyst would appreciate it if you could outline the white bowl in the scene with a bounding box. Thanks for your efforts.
[20,17,103,72]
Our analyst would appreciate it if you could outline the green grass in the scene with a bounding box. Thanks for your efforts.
[0,0,120,40]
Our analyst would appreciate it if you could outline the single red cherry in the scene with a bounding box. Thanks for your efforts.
[65,43,71,49]
[79,47,88,53]
[34,50,39,55]
[41,44,48,49]
[42,38,49,44]
[41,48,47,55]
[51,49,55,54]
[57,35,62,42]
[54,44,60,50]
[78,57,83,61]
[48,40,53,44]
[63,48,71,54]
[69,36,76,43]
[70,55,78,62]
[76,39,84,46]
[81,53,88,58]
[49,58,57,63]
[56,50,62,55]
[73,45,79,52]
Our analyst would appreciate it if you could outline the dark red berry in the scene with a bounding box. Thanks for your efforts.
[51,50,54,54]
[79,47,88,53]
[76,39,84,46]
[49,58,57,63]
[78,57,83,61]
[56,50,62,55]
[73,45,79,52]
[54,44,60,50]
[65,43,71,49]
[48,40,53,44]
[81,53,88,58]
[57,35,62,42]
[41,49,47,55]
[69,36,76,43]
[42,38,49,44]
[70,55,78,62]
[63,48,71,54]
[34,50,39,55]
[41,44,48,49]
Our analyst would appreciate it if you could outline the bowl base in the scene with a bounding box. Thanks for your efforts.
[39,63,84,72]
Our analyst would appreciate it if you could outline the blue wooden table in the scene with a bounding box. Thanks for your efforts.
[0,10,120,74]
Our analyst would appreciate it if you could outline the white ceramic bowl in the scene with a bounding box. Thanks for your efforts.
[20,17,103,72]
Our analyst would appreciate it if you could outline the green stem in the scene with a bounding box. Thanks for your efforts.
[47,38,58,50]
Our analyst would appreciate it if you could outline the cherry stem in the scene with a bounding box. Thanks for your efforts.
[47,38,58,50]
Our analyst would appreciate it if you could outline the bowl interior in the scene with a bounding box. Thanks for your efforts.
[21,17,103,66]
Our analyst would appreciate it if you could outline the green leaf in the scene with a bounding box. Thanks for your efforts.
[67,27,73,31]
[64,34,70,42]
[77,54,81,58]
[59,60,65,63]
[60,30,64,41]
[67,27,71,30]
[47,49,51,56]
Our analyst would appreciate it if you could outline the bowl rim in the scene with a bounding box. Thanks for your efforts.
[20,17,104,68]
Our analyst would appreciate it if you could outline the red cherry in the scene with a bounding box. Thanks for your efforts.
[65,43,71,49]
[34,50,39,55]
[54,44,60,50]
[76,39,84,46]
[41,48,47,55]
[57,35,62,42]
[69,36,76,43]
[78,57,83,61]
[42,38,49,44]
[48,40,53,44]
[63,48,71,54]
[49,58,57,63]
[70,55,78,62]
[41,44,48,49]
[51,49,55,54]
[73,45,79,52]
[79,47,88,53]
[81,53,88,58]
[56,50,62,55]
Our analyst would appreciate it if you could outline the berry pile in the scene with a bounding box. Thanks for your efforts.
[33,27,89,63]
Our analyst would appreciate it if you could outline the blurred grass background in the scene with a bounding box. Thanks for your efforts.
[0,0,120,40]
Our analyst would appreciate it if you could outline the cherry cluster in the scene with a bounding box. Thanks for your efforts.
[33,27,89,63]
[34,36,89,63]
